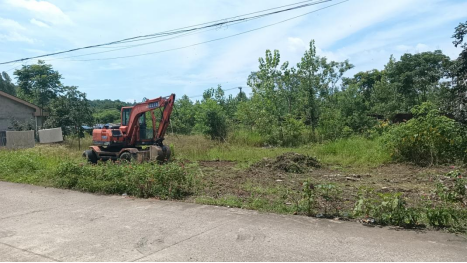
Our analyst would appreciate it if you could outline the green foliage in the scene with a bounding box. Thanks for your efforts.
[14,60,63,110]
[450,20,467,123]
[54,161,193,199]
[297,180,342,217]
[435,170,466,203]
[383,102,467,165]
[227,129,265,147]
[388,51,452,108]
[0,71,17,96]
[425,206,463,229]
[0,149,194,199]
[93,109,120,124]
[194,98,227,140]
[313,136,391,167]
[353,189,421,227]
[45,86,94,142]
[243,40,353,145]
[9,118,35,131]
[171,95,196,134]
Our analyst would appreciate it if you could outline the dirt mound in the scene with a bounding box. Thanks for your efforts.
[253,152,321,173]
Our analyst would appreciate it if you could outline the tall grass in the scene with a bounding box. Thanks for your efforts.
[63,134,93,151]
[166,134,390,167]
[313,136,391,167]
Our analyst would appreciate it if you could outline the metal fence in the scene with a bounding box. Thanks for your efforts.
[0,131,6,146]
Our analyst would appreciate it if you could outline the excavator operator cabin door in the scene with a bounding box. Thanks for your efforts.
[139,113,147,140]
[122,108,131,126]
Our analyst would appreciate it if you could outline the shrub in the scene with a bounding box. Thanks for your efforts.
[383,102,467,165]
[353,188,421,227]
[194,99,227,141]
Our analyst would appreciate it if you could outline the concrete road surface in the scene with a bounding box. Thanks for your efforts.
[0,181,466,262]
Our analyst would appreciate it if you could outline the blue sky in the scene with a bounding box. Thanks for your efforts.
[1,0,466,102]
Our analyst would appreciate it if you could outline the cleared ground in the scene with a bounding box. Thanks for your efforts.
[192,158,465,216]
[1,181,467,262]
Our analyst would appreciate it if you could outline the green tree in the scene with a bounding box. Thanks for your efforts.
[342,69,382,106]
[246,49,292,143]
[0,71,17,96]
[171,95,196,134]
[296,40,353,129]
[14,60,63,115]
[450,20,467,123]
[45,86,93,149]
[93,109,121,124]
[194,99,227,140]
[387,51,452,109]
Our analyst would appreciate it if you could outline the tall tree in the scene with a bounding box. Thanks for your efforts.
[14,60,63,115]
[387,51,451,109]
[0,71,17,96]
[450,20,467,123]
[171,95,196,134]
[342,69,382,105]
[296,40,353,129]
[45,86,93,149]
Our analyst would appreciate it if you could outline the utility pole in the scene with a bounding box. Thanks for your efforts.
[238,87,242,94]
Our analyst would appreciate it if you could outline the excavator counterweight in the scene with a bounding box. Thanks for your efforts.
[83,94,175,163]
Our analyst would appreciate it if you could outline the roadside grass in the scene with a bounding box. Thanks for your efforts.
[0,146,194,199]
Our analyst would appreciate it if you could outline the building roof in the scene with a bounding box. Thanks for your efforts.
[0,90,48,117]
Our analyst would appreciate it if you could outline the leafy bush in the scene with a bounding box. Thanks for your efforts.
[353,189,421,227]
[194,99,227,141]
[383,102,467,165]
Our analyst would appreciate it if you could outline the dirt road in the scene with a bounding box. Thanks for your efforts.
[0,181,466,261]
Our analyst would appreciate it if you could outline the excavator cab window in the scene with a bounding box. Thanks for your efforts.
[139,114,146,125]
[139,113,148,139]
[122,108,131,126]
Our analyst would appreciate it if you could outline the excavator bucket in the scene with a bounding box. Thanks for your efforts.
[149,145,171,162]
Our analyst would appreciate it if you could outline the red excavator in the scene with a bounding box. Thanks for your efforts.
[83,94,175,163]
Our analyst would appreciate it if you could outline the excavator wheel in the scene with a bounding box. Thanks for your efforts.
[119,151,136,162]
[83,149,97,164]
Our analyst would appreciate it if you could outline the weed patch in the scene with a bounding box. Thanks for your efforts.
[252,152,320,173]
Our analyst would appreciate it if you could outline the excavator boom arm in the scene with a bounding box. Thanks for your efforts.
[124,94,175,145]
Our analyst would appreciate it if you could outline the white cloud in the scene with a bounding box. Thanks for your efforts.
[0,17,25,31]
[0,17,33,43]
[0,31,33,43]
[30,18,49,28]
[287,37,306,52]
[6,0,72,25]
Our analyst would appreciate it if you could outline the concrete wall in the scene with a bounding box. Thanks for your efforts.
[0,95,37,131]
[5,130,35,149]
[38,127,63,143]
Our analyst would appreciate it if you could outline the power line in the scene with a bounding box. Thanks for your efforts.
[68,1,347,62]
[0,0,332,65]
